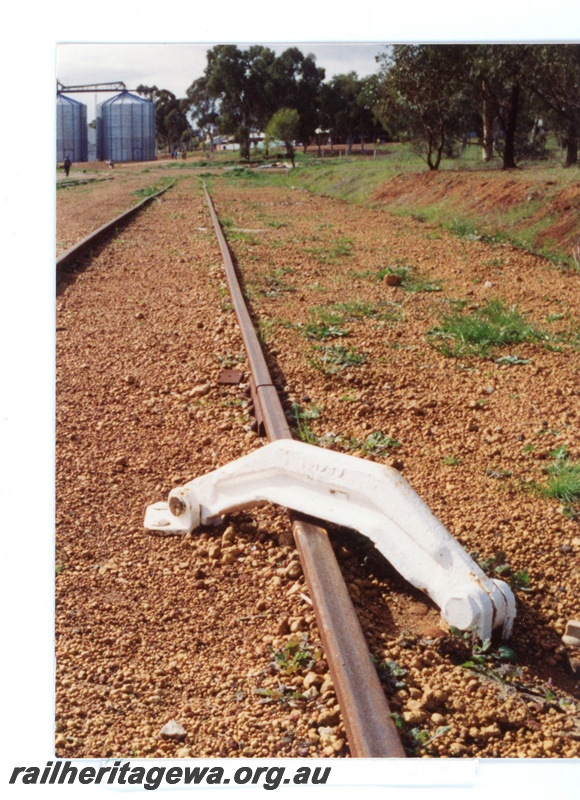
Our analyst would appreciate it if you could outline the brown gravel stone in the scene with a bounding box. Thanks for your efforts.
[56,168,580,761]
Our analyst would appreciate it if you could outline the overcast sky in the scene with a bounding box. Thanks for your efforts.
[56,42,387,121]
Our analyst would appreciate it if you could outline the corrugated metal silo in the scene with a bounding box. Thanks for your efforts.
[97,91,156,162]
[56,94,88,162]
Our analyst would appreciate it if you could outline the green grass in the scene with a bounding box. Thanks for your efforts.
[290,402,323,444]
[344,430,401,456]
[542,456,580,504]
[377,263,443,293]
[228,229,261,245]
[427,299,546,357]
[132,177,174,198]
[312,344,366,373]
[310,300,400,328]
[251,141,579,267]
[304,236,353,263]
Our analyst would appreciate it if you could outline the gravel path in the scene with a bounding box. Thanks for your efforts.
[56,172,580,759]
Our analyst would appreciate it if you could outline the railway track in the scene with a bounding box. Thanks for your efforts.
[55,171,580,761]
[56,175,405,759]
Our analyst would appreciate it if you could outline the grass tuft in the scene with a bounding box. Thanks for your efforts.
[428,299,546,357]
[543,457,580,504]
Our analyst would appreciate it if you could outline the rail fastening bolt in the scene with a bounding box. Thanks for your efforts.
[169,495,187,517]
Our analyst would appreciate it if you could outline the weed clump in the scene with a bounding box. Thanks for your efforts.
[542,446,580,505]
[428,299,546,357]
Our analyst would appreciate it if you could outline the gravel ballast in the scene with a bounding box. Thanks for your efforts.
[56,170,580,759]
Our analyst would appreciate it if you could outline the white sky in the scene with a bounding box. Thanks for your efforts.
[56,42,387,122]
[3,2,580,799]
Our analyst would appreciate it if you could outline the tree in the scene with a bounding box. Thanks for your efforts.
[186,76,218,155]
[319,73,381,154]
[269,48,325,150]
[526,44,580,166]
[136,85,191,151]
[195,44,278,159]
[188,45,326,160]
[465,46,532,169]
[265,108,300,167]
[375,46,470,170]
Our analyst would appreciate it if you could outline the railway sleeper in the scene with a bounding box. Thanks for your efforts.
[145,438,516,642]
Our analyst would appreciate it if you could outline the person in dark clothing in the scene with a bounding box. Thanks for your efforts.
[63,157,71,177]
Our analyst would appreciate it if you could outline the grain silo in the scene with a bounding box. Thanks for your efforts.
[56,94,88,162]
[97,91,156,162]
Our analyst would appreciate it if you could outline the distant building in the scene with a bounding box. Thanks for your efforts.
[56,94,88,162]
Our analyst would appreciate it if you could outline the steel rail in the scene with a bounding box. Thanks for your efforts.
[202,181,406,759]
[56,180,176,279]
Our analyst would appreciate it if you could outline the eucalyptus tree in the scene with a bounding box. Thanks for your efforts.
[526,44,580,166]
[374,46,470,169]
[192,44,279,159]
[466,45,532,168]
[136,85,191,150]
[186,76,219,154]
[269,48,325,150]
[319,72,380,154]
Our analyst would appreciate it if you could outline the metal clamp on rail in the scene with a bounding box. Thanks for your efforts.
[145,439,516,641]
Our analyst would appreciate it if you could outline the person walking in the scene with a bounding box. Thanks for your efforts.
[63,156,71,177]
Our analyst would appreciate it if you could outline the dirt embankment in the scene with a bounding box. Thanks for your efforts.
[372,170,580,257]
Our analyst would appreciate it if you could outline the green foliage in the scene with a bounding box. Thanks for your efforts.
[442,454,461,466]
[320,72,385,153]
[375,45,472,170]
[447,218,507,244]
[469,549,532,593]
[390,712,404,730]
[132,180,173,198]
[290,402,322,444]
[272,635,321,675]
[311,301,398,329]
[408,726,451,753]
[485,467,513,480]
[217,351,246,368]
[376,262,442,292]
[512,569,531,591]
[304,236,353,263]
[253,685,304,704]
[304,322,350,341]
[494,354,532,365]
[190,45,325,159]
[542,452,580,504]
[450,629,519,674]
[136,86,192,149]
[307,429,401,456]
[428,299,546,357]
[346,430,401,456]
[312,344,367,373]
[265,108,300,165]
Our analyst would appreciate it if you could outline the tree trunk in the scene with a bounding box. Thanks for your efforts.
[565,120,579,166]
[502,84,520,170]
[482,78,494,162]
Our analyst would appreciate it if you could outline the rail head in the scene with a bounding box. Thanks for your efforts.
[160,182,408,758]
